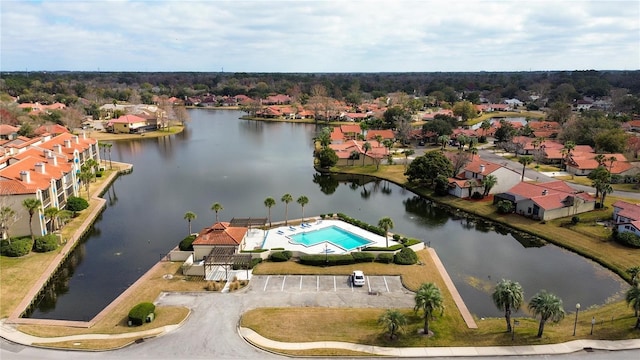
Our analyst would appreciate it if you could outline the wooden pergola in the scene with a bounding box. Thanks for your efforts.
[203,246,253,281]
[229,217,267,229]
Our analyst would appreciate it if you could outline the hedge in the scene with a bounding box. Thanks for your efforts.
[614,231,640,248]
[241,249,269,253]
[128,302,155,326]
[403,239,422,247]
[376,253,394,264]
[336,213,386,236]
[33,234,58,253]
[394,247,418,265]
[299,254,355,266]
[179,235,196,251]
[363,244,403,251]
[351,252,376,263]
[0,238,31,257]
[233,258,263,270]
[270,250,293,262]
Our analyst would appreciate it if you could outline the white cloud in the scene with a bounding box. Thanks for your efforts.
[1,0,638,72]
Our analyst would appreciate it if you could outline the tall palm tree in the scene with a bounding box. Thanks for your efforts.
[594,154,606,167]
[378,217,394,248]
[296,195,309,223]
[414,282,444,336]
[44,206,60,233]
[562,141,576,170]
[627,266,640,286]
[402,149,414,170]
[22,198,42,242]
[528,290,565,338]
[99,143,107,167]
[378,309,407,340]
[480,119,491,137]
[518,155,533,181]
[375,134,383,148]
[211,202,223,222]
[79,169,93,198]
[464,179,478,198]
[470,146,478,160]
[105,143,113,169]
[0,206,16,242]
[184,211,197,235]
[491,279,524,332]
[600,182,613,205]
[481,175,498,197]
[264,197,276,227]
[438,135,450,150]
[281,193,293,226]
[362,142,372,166]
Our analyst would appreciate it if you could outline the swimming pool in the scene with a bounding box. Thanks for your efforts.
[290,225,373,251]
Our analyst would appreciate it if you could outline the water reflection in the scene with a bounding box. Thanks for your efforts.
[402,196,449,227]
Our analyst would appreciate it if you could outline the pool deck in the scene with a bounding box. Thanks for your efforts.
[246,219,399,254]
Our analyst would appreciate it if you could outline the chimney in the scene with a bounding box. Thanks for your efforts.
[54,144,62,153]
[542,189,548,195]
[34,162,45,174]
[64,139,71,148]
[20,170,30,183]
[479,164,485,173]
[47,154,58,166]
[73,135,79,144]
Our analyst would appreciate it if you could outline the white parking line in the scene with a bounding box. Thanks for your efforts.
[333,276,336,291]
[263,276,270,292]
[281,276,286,291]
[299,276,303,290]
[316,276,319,292]
[367,276,371,293]
[383,276,390,292]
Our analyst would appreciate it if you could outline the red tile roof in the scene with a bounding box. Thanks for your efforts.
[366,129,395,141]
[504,181,595,210]
[613,200,640,221]
[192,222,248,246]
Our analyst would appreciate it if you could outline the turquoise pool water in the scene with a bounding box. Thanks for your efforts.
[290,225,373,251]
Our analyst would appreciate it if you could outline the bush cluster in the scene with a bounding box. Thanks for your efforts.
[270,250,293,262]
[33,234,58,253]
[179,235,196,251]
[614,230,640,248]
[351,252,375,263]
[363,244,403,251]
[232,257,263,270]
[376,253,394,263]
[402,239,422,247]
[0,238,31,257]
[128,302,155,326]
[336,213,385,236]
[66,196,89,214]
[394,247,418,265]
[299,254,355,266]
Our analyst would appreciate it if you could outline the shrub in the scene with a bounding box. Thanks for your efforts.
[95,171,103,178]
[299,254,355,266]
[403,239,422,247]
[232,257,263,270]
[392,234,401,241]
[571,216,580,225]
[128,302,156,326]
[394,247,418,265]
[478,135,487,143]
[66,196,89,214]
[496,200,514,214]
[471,191,484,199]
[615,231,640,248]
[270,250,292,262]
[0,238,31,257]
[179,235,196,251]
[363,244,403,251]
[351,252,376,263]
[33,234,58,253]
[376,253,394,264]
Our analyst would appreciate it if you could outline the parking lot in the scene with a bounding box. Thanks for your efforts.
[250,275,409,295]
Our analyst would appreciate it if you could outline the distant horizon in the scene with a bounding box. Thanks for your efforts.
[3,69,639,74]
[2,0,638,72]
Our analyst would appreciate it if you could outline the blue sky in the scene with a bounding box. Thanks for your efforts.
[1,0,639,72]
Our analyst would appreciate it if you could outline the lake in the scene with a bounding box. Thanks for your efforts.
[27,109,626,321]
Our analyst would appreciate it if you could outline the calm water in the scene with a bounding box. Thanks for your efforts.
[28,110,626,321]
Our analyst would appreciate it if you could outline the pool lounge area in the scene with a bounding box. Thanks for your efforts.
[254,219,398,254]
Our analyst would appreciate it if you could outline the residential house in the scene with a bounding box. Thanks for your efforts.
[366,129,395,143]
[0,124,19,140]
[494,181,596,220]
[34,124,69,136]
[565,153,637,177]
[329,140,387,166]
[612,200,640,235]
[448,158,521,198]
[107,115,150,133]
[504,99,524,107]
[263,94,291,105]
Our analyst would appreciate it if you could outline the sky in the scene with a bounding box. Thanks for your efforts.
[1,0,639,72]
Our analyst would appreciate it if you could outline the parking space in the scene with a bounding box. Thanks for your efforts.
[251,275,407,294]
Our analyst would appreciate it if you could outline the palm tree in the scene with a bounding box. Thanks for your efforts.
[104,143,113,169]
[528,290,565,338]
[281,193,293,226]
[264,197,276,227]
[562,141,576,170]
[518,155,533,181]
[594,154,606,167]
[296,195,309,223]
[378,309,407,340]
[99,142,107,167]
[626,285,640,317]
[184,211,197,235]
[375,134,383,148]
[79,169,93,198]
[481,175,498,197]
[44,206,60,233]
[480,119,491,137]
[378,217,394,248]
[414,282,444,336]
[211,202,223,222]
[22,198,42,242]
[469,146,478,160]
[402,149,415,169]
[438,135,450,150]
[491,279,524,333]
[362,142,372,166]
[0,206,16,242]
[627,266,640,286]
[464,179,478,198]
[600,182,613,205]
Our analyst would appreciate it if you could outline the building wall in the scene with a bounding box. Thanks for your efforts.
[491,168,522,194]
